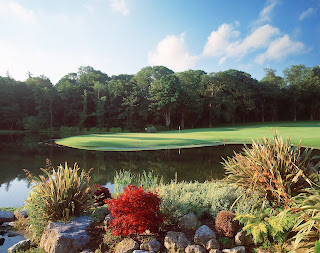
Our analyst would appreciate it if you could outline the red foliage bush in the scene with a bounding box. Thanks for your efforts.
[105,185,163,236]
[93,184,111,205]
[215,211,240,238]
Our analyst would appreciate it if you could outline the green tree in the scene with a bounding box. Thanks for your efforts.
[149,74,181,127]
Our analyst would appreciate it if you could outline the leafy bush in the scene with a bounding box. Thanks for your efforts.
[157,181,250,222]
[93,184,111,206]
[25,162,95,222]
[106,185,163,236]
[23,116,41,132]
[59,126,77,132]
[235,212,296,245]
[109,127,122,133]
[290,189,320,251]
[223,131,320,210]
[215,211,239,238]
[145,126,158,133]
[315,240,320,253]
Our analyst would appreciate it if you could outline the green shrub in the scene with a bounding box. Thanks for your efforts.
[109,127,122,133]
[23,116,41,132]
[25,162,95,222]
[145,126,158,133]
[89,127,102,133]
[223,131,320,211]
[157,181,250,222]
[315,240,320,253]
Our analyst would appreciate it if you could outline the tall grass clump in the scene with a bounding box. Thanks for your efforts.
[223,131,320,211]
[24,161,95,241]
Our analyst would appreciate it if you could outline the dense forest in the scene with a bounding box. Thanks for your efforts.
[0,64,320,132]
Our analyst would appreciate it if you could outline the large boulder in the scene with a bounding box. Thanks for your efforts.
[114,238,139,253]
[185,244,207,253]
[206,238,220,250]
[140,238,161,252]
[7,239,31,253]
[39,216,93,253]
[0,211,15,224]
[164,231,190,253]
[194,225,216,247]
[178,213,199,229]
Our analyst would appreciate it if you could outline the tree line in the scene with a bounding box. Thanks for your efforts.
[0,64,319,131]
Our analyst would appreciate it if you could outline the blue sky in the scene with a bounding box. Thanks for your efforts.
[0,0,319,83]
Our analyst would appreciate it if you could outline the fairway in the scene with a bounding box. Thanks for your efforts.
[55,121,320,151]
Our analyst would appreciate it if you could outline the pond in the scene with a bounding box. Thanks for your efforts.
[0,132,247,208]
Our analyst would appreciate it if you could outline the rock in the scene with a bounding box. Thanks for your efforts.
[40,216,93,253]
[206,238,220,250]
[80,250,91,253]
[140,238,161,252]
[194,225,216,247]
[133,251,152,253]
[2,221,16,227]
[209,250,222,253]
[104,213,113,226]
[222,246,245,253]
[178,213,199,229]
[164,231,190,252]
[0,211,15,223]
[185,244,207,253]
[14,209,28,220]
[114,238,139,253]
[7,239,31,253]
[0,235,4,246]
[235,229,254,246]
[7,232,19,237]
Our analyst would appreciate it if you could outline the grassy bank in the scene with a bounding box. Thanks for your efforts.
[55,121,320,151]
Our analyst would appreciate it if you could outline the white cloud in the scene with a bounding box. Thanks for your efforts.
[0,0,35,23]
[84,4,95,15]
[148,33,199,72]
[255,34,306,64]
[109,0,129,16]
[202,23,240,57]
[299,8,315,21]
[253,0,279,26]
[203,24,280,64]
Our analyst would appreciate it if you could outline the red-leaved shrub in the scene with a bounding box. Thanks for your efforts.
[93,184,112,205]
[106,185,163,236]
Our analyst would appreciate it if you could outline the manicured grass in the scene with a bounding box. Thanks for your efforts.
[55,121,320,151]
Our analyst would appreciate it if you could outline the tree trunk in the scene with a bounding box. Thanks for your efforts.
[181,109,185,129]
[50,100,53,129]
[209,102,212,128]
[293,105,297,121]
[261,104,265,122]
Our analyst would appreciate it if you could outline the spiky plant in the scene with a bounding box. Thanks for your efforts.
[25,162,95,222]
[223,131,320,210]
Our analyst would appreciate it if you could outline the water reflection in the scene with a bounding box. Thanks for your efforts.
[0,132,243,207]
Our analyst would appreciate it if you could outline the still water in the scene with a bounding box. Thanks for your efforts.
[0,133,245,207]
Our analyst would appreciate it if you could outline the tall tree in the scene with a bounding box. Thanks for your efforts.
[149,74,181,127]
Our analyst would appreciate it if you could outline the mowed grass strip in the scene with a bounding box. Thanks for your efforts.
[55,121,320,151]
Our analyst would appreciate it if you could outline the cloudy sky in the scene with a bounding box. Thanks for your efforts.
[0,0,319,83]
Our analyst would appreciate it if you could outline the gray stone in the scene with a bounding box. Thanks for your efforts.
[7,239,31,253]
[133,251,152,253]
[2,221,16,227]
[222,246,245,253]
[140,238,161,252]
[185,244,207,253]
[104,213,113,226]
[235,229,254,246]
[0,211,15,223]
[194,225,216,247]
[80,250,91,253]
[39,216,93,253]
[0,235,4,246]
[14,209,28,220]
[178,213,199,229]
[206,238,220,250]
[7,232,19,237]
[164,231,190,252]
[114,238,139,253]
[209,250,222,253]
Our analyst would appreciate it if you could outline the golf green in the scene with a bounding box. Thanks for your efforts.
[55,121,320,151]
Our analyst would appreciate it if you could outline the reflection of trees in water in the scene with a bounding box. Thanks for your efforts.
[3,133,319,190]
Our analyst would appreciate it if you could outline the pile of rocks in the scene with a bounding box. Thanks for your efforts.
[113,212,254,253]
